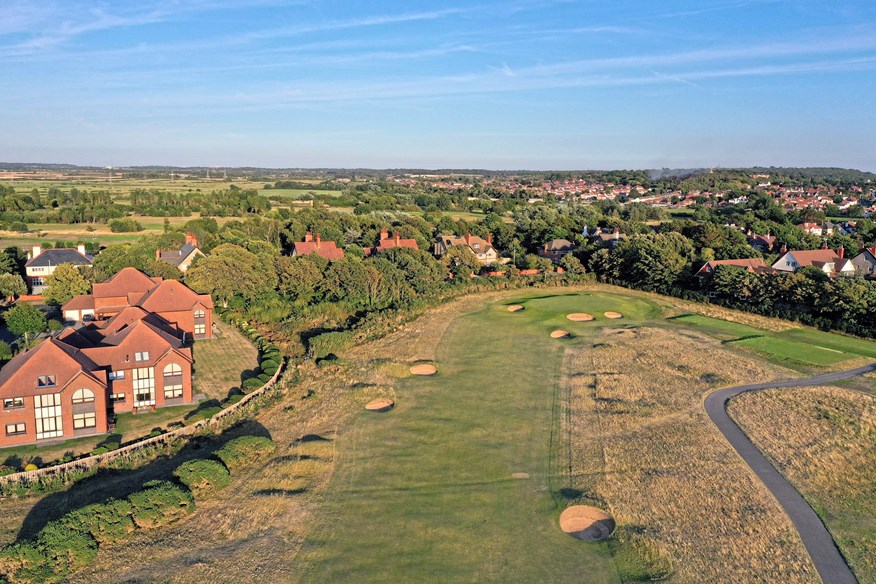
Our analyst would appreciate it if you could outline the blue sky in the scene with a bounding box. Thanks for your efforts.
[1,0,875,170]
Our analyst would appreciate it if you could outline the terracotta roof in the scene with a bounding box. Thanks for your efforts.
[439,233,496,255]
[62,294,95,312]
[0,338,105,399]
[25,248,92,268]
[542,239,576,252]
[785,249,842,267]
[93,267,162,299]
[92,306,178,338]
[293,240,345,260]
[79,320,191,371]
[376,232,419,252]
[698,258,768,274]
[138,279,214,313]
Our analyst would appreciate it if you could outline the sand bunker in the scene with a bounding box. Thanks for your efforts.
[603,311,623,319]
[550,330,571,339]
[507,305,525,312]
[566,313,595,322]
[512,472,530,479]
[559,506,616,542]
[365,398,394,412]
[409,364,438,376]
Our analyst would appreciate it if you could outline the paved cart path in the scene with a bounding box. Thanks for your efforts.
[704,362,876,584]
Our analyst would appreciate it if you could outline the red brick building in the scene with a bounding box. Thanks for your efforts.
[364,229,420,256]
[291,232,345,261]
[62,268,214,340]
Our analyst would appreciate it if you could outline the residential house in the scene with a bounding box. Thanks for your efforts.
[538,239,577,263]
[771,247,855,277]
[0,313,195,447]
[0,338,108,447]
[746,231,776,253]
[24,244,93,295]
[591,227,627,249]
[434,233,499,265]
[850,246,876,277]
[292,232,344,261]
[796,222,834,237]
[364,229,419,256]
[62,268,214,339]
[696,258,771,278]
[157,232,205,273]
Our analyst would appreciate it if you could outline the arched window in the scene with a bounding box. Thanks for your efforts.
[164,363,182,377]
[71,388,95,404]
[194,309,205,318]
[163,363,184,399]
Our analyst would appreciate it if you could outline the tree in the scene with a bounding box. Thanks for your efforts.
[559,254,585,275]
[441,246,480,279]
[42,264,92,306]
[5,303,47,345]
[0,273,26,300]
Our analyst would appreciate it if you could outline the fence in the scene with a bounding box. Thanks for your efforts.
[0,359,286,488]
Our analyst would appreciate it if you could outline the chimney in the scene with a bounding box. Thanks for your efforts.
[380,229,389,241]
[487,233,492,245]
[780,243,788,254]
[613,227,620,240]
[837,245,844,259]
[304,231,313,243]
[394,231,400,245]
[185,232,198,246]
[465,233,472,246]
[316,233,322,247]
[77,244,87,255]
[822,240,829,250]
[32,245,41,258]
[156,248,161,260]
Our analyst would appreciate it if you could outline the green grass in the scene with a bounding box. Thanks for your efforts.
[296,291,636,583]
[729,336,851,366]
[192,321,260,400]
[669,312,876,368]
[668,314,766,339]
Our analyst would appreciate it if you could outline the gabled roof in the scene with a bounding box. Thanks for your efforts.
[62,294,95,312]
[78,320,191,371]
[91,306,178,338]
[542,239,576,252]
[293,240,345,260]
[0,337,105,398]
[25,248,92,268]
[93,267,162,299]
[438,233,496,255]
[376,233,419,252]
[783,249,842,267]
[697,258,768,275]
[138,279,214,313]
[160,242,202,266]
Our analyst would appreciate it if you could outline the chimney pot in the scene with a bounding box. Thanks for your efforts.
[32,245,41,258]
[465,233,472,246]
[838,245,845,258]
[78,244,87,255]
[394,231,400,244]
[487,233,492,245]
[185,232,197,246]
[156,249,161,261]
[380,229,389,240]
[316,233,321,247]
[304,231,313,243]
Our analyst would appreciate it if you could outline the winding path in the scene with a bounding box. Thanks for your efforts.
[704,362,876,584]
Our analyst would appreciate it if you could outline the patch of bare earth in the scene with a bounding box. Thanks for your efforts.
[563,326,818,583]
[728,386,876,583]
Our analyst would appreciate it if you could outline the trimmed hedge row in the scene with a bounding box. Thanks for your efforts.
[0,435,276,583]
[222,317,284,394]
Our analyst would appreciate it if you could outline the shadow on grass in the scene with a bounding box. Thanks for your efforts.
[253,488,307,497]
[16,420,272,540]
[184,399,222,422]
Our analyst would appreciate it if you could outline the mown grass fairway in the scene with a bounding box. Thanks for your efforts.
[296,292,655,583]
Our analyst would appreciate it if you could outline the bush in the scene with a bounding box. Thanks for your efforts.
[0,541,55,583]
[256,373,272,383]
[241,377,263,393]
[215,436,275,472]
[108,218,143,233]
[308,330,355,359]
[60,500,135,545]
[9,222,28,233]
[23,463,38,472]
[259,358,279,371]
[36,521,98,576]
[127,480,194,529]
[172,459,230,497]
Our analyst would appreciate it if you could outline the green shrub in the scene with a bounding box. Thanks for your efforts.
[60,500,135,545]
[127,480,194,529]
[108,218,143,232]
[256,373,272,383]
[242,377,263,392]
[259,358,279,370]
[261,363,279,376]
[307,330,355,359]
[90,447,109,455]
[0,541,55,583]
[9,222,28,233]
[172,459,230,497]
[215,436,275,472]
[36,521,98,576]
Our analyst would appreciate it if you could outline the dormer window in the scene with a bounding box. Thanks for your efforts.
[134,351,150,362]
[473,244,480,249]
[37,375,56,388]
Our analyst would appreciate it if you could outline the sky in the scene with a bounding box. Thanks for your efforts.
[1,0,875,170]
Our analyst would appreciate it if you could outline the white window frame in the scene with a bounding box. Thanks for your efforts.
[134,351,150,362]
[73,412,97,429]
[3,397,24,409]
[133,367,155,407]
[5,422,25,436]
[37,375,56,388]
[71,388,95,404]
[110,392,126,402]
[34,393,63,439]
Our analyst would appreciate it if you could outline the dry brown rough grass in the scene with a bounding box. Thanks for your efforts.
[563,326,819,583]
[728,386,876,583]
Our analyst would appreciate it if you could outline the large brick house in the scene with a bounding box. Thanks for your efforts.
[62,268,214,339]
[292,232,345,261]
[0,312,194,447]
[364,229,419,256]
[24,244,93,295]
[537,239,577,263]
[696,258,771,278]
[771,247,855,277]
[434,233,499,265]
[157,232,205,273]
